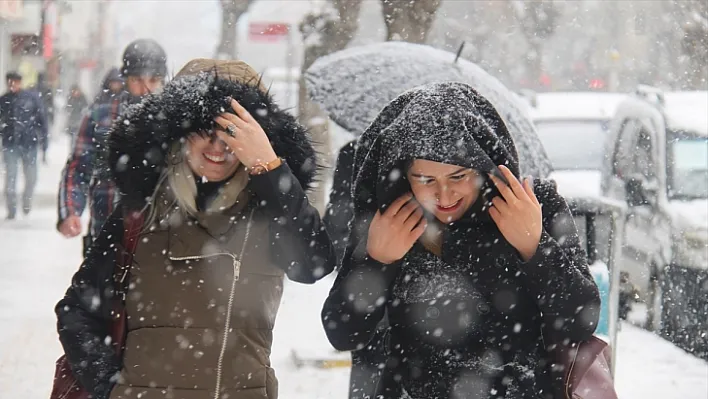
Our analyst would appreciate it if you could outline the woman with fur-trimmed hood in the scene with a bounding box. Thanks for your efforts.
[55,59,335,399]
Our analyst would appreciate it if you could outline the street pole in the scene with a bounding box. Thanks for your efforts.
[96,0,107,82]
[39,0,47,58]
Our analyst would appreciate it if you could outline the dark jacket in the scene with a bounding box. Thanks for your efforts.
[0,89,48,150]
[66,92,89,131]
[324,139,356,263]
[57,92,125,239]
[56,60,335,399]
[325,139,390,399]
[321,83,600,399]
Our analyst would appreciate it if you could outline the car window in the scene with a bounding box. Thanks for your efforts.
[613,119,638,178]
[668,134,708,200]
[633,127,656,180]
[535,120,608,170]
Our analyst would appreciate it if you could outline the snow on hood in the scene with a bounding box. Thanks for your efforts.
[664,92,708,136]
[549,170,602,199]
[668,199,708,233]
[353,82,521,211]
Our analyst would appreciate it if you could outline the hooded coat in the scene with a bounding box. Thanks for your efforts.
[56,59,335,399]
[95,68,125,103]
[321,83,600,399]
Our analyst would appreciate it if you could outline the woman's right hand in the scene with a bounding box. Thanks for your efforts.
[367,194,427,264]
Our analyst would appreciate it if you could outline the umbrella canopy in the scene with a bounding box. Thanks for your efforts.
[305,41,553,178]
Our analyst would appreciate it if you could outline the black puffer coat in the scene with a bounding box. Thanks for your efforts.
[321,83,600,399]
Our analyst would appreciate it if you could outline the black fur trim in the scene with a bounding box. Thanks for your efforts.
[108,71,318,210]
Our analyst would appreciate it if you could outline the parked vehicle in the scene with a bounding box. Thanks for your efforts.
[601,86,708,355]
[524,91,627,197]
[522,91,636,317]
[565,195,626,374]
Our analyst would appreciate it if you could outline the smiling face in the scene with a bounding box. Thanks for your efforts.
[185,134,240,182]
[407,159,483,224]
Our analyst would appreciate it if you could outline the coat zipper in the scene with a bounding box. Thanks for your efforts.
[168,209,255,399]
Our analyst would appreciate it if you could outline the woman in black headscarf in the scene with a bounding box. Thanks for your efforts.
[321,82,600,399]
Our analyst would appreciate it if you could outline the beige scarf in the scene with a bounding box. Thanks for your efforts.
[165,143,250,216]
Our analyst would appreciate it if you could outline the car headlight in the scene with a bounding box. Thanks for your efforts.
[683,228,708,247]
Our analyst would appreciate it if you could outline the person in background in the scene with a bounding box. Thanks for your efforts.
[322,82,600,399]
[324,139,356,262]
[56,58,335,399]
[35,72,55,130]
[0,71,48,219]
[57,39,167,255]
[324,139,392,399]
[65,84,88,143]
[95,67,124,102]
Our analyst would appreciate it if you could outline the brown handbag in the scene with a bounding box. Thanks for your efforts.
[547,334,618,399]
[50,212,144,399]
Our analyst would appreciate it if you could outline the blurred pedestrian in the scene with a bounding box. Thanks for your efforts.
[324,139,392,399]
[95,67,124,103]
[65,84,88,143]
[57,39,167,255]
[35,72,55,129]
[0,71,48,219]
[324,139,356,262]
[55,58,335,399]
[322,82,601,399]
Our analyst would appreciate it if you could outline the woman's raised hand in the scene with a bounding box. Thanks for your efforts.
[488,165,542,262]
[214,98,278,168]
[367,194,428,265]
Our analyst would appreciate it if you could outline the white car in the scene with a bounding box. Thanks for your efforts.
[523,92,627,197]
[601,89,708,347]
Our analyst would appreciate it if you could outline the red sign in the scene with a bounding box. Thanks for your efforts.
[42,0,58,59]
[78,59,98,69]
[248,23,290,42]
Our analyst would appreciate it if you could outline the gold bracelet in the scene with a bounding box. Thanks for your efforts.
[249,157,283,176]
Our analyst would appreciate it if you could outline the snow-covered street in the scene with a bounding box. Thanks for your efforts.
[0,135,704,398]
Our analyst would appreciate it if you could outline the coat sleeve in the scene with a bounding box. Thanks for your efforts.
[57,109,96,227]
[33,93,49,152]
[249,162,336,284]
[0,94,6,138]
[323,140,356,264]
[55,210,125,398]
[518,180,601,343]
[320,208,400,351]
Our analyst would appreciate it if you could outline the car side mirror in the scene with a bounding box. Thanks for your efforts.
[625,175,656,207]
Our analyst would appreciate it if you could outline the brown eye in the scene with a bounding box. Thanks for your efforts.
[415,177,434,185]
[450,174,467,181]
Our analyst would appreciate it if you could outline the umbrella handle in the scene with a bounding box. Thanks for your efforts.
[454,42,466,64]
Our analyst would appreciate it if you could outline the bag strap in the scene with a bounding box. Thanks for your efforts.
[113,210,145,302]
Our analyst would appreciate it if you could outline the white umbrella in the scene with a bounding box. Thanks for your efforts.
[306,41,553,178]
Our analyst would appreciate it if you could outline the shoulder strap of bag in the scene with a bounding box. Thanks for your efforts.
[113,210,145,302]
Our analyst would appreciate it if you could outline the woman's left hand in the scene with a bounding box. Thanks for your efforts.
[214,98,278,168]
[488,165,542,262]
